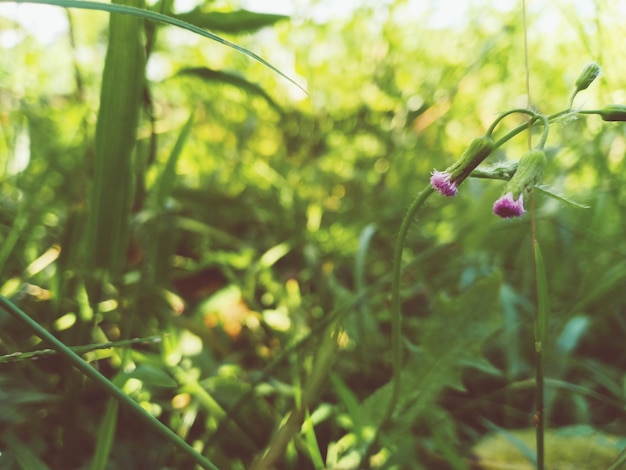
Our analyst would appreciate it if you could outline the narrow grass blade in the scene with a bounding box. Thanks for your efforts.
[302,409,325,469]
[0,295,219,470]
[4,0,307,94]
[91,399,119,470]
[1,432,51,470]
[0,296,217,470]
[153,111,194,208]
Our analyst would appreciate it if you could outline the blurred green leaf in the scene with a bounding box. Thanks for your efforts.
[360,272,502,428]
[6,0,306,93]
[177,67,282,112]
[124,364,178,388]
[0,432,51,470]
[174,8,288,34]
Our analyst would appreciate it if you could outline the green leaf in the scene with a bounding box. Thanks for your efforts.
[535,185,590,209]
[6,0,306,94]
[125,364,178,388]
[174,8,288,34]
[86,0,145,276]
[360,273,502,427]
[177,67,282,112]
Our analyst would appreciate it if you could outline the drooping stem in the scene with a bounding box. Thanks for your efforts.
[493,110,568,150]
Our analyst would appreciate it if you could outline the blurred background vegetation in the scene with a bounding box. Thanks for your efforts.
[1,0,625,468]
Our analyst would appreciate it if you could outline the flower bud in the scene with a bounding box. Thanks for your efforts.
[575,62,601,92]
[507,148,546,198]
[493,148,546,218]
[431,135,494,197]
[598,104,626,122]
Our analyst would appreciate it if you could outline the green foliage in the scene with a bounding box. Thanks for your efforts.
[1,0,626,468]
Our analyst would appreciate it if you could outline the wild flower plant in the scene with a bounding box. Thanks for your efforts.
[378,62,626,469]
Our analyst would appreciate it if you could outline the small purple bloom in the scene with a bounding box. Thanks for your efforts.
[430,170,458,197]
[493,192,525,218]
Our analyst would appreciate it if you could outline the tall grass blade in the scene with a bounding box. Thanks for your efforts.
[85,0,145,277]
[5,0,306,94]
[91,399,119,470]
[153,111,194,208]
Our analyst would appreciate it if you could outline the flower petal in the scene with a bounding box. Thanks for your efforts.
[493,192,525,218]
[430,170,458,197]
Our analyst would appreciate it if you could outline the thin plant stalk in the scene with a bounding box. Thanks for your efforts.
[531,225,550,470]
[0,295,219,470]
[384,185,434,427]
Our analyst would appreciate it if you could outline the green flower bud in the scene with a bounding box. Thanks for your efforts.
[575,62,601,92]
[447,135,495,180]
[493,148,546,218]
[598,104,626,122]
[431,135,494,196]
[505,148,546,200]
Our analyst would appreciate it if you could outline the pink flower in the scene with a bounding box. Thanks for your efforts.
[430,170,458,197]
[493,192,525,218]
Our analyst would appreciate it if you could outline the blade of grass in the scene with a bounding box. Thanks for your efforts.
[91,399,119,470]
[86,0,145,277]
[4,0,306,94]
[252,327,337,469]
[302,409,325,469]
[0,294,219,470]
[153,110,195,208]
[1,431,51,470]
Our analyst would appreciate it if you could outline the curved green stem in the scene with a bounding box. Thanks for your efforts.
[486,108,537,137]
[0,295,219,470]
[535,113,550,149]
[493,110,569,150]
[381,185,434,428]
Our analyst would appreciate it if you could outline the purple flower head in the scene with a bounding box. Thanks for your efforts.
[430,170,458,197]
[493,192,525,218]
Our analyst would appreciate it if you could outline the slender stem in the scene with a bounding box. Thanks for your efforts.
[383,185,434,425]
[493,110,569,150]
[530,196,546,470]
[535,342,545,470]
[0,295,219,470]
[486,108,536,137]
[535,114,550,149]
